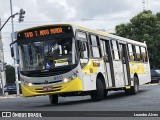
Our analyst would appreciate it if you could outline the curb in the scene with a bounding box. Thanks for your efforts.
[0,95,23,99]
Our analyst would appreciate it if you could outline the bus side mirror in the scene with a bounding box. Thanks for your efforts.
[10,42,20,62]
[10,46,14,58]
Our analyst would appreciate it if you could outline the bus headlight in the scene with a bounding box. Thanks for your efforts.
[63,78,69,83]
[63,71,78,83]
[28,83,33,86]
[21,77,33,86]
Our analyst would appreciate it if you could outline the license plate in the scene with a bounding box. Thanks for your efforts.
[43,86,53,91]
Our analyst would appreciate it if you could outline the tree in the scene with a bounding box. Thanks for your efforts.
[6,65,15,83]
[115,10,160,68]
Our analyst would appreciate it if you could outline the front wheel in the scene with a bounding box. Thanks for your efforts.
[49,94,58,104]
[90,79,104,101]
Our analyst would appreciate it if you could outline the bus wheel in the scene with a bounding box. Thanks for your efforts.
[125,76,139,95]
[90,79,104,101]
[49,94,58,104]
[131,76,139,94]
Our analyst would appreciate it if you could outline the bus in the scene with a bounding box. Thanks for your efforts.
[10,24,151,104]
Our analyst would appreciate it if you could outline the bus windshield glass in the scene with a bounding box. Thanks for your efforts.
[19,37,75,71]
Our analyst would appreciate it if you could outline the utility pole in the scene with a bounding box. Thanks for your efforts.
[0,1,23,96]
[0,18,6,96]
[10,0,20,95]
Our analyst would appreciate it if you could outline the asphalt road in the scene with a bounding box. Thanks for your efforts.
[0,83,160,120]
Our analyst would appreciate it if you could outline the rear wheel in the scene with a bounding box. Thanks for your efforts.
[125,76,139,95]
[49,94,58,104]
[90,79,104,101]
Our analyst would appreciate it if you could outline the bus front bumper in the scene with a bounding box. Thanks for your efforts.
[21,78,83,97]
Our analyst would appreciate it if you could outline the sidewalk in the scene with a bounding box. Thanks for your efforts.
[0,88,23,99]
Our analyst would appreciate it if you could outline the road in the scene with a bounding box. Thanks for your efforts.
[0,83,160,119]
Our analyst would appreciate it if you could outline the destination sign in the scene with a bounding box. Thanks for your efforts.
[24,27,62,38]
[17,25,73,40]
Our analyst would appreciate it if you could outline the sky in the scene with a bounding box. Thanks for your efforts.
[0,0,160,65]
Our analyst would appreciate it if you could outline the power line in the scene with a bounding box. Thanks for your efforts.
[1,16,129,24]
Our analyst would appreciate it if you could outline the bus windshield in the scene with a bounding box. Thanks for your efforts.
[19,37,76,71]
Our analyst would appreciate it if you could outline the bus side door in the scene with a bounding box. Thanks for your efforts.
[119,43,130,86]
[100,39,114,88]
[110,40,125,87]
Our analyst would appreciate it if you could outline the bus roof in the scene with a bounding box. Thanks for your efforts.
[74,24,146,47]
[17,23,146,47]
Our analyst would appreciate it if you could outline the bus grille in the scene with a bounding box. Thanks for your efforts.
[32,80,62,85]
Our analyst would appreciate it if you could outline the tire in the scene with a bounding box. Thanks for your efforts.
[4,92,9,96]
[90,79,104,101]
[49,94,58,104]
[125,76,139,95]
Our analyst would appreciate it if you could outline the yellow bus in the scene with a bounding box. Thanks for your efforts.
[10,24,151,104]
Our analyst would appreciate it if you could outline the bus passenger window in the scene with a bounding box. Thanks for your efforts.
[111,40,120,60]
[101,40,109,62]
[119,44,126,63]
[128,44,135,61]
[135,46,141,61]
[90,35,101,58]
[141,47,148,62]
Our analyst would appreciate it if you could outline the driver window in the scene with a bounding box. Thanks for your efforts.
[80,42,88,58]
[76,31,89,68]
[80,41,89,68]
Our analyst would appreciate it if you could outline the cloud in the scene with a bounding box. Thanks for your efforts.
[148,0,160,13]
[36,0,76,19]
